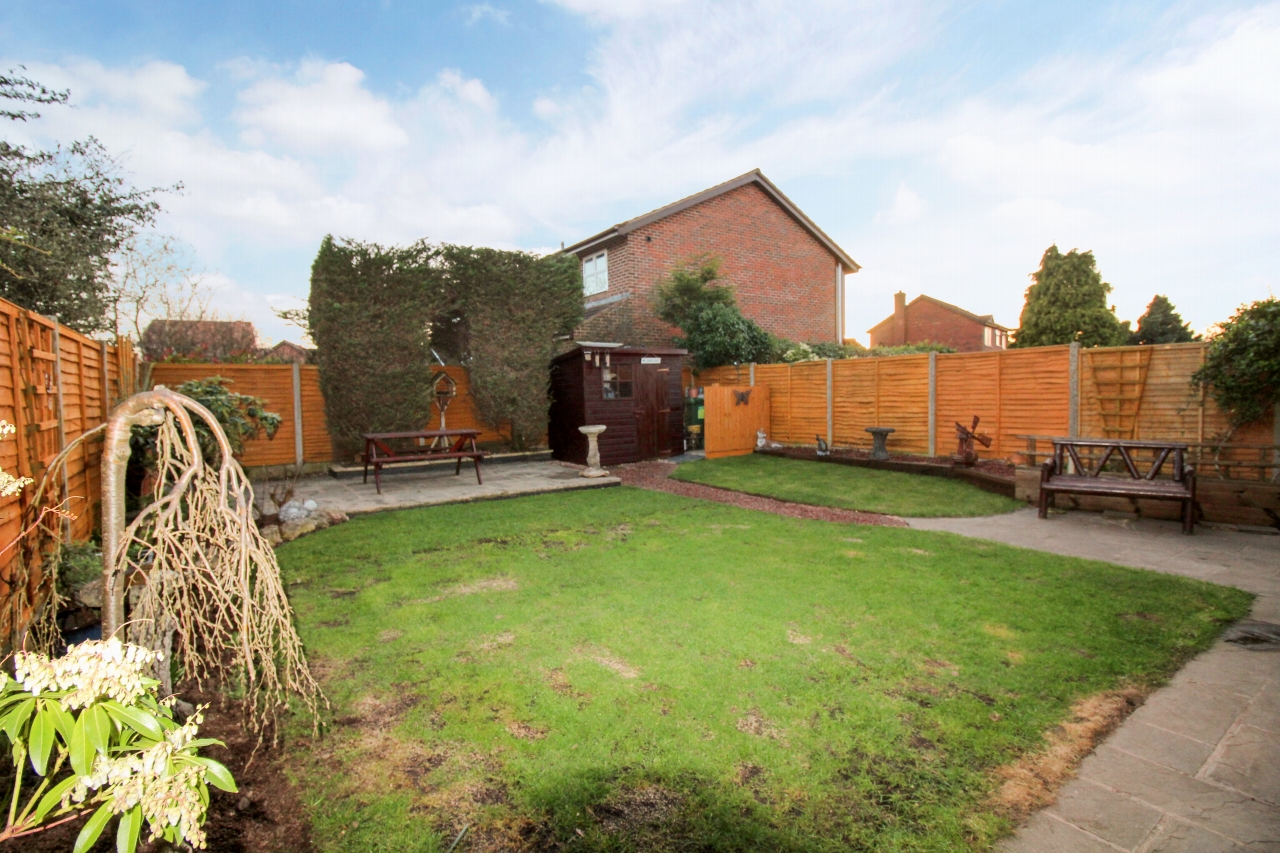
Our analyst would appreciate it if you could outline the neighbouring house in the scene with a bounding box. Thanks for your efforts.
[548,344,686,466]
[565,169,859,349]
[866,292,1009,353]
[140,320,257,362]
[263,340,314,363]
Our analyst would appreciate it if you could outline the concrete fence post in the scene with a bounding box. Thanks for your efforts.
[826,358,833,447]
[292,362,304,469]
[1069,342,1080,438]
[749,362,755,387]
[928,351,937,457]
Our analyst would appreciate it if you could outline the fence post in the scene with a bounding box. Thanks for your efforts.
[1068,342,1080,438]
[928,351,937,457]
[749,363,755,387]
[826,358,833,447]
[50,319,70,543]
[292,362,304,469]
[1273,402,1279,482]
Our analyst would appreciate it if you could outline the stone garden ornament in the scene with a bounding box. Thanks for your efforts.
[579,424,608,477]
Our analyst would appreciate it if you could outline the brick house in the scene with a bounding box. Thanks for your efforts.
[867,292,1009,353]
[565,170,859,348]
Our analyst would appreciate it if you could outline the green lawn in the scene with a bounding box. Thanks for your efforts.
[277,487,1249,852]
[671,454,1025,517]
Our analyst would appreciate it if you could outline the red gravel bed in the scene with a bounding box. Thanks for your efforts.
[614,461,907,527]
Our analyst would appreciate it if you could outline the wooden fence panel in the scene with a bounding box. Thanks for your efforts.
[832,359,878,448]
[995,347,1071,459]
[936,352,1003,458]
[753,364,792,444]
[871,355,931,454]
[704,385,770,459]
[787,360,828,446]
[0,297,136,648]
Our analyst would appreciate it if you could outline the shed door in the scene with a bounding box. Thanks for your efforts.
[633,364,668,460]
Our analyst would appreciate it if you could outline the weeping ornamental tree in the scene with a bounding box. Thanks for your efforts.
[308,236,445,457]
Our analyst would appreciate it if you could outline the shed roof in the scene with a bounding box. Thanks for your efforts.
[564,169,859,273]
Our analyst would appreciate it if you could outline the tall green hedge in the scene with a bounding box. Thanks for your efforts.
[442,247,581,450]
[308,236,444,458]
[307,237,581,456]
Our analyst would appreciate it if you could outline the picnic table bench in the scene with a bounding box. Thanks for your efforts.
[362,429,486,494]
[1039,438,1197,534]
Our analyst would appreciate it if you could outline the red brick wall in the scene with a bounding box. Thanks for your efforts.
[869,299,990,352]
[579,182,841,347]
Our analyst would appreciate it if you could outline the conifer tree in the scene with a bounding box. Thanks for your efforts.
[1011,245,1127,348]
[1130,294,1197,344]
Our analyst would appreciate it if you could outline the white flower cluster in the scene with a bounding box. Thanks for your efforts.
[15,638,160,709]
[0,420,34,497]
[69,710,210,849]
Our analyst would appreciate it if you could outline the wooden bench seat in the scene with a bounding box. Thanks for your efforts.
[1039,438,1197,534]
[363,430,487,494]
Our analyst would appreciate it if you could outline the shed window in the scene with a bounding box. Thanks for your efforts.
[602,363,632,399]
[583,251,608,296]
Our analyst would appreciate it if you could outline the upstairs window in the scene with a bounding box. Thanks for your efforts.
[602,363,632,399]
[583,251,608,296]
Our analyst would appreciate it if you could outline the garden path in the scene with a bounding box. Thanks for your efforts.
[912,509,1280,853]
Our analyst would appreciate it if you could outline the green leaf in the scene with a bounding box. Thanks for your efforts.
[28,707,55,775]
[69,712,92,777]
[83,704,111,755]
[103,703,164,740]
[1,697,34,740]
[182,737,225,750]
[186,755,237,792]
[74,803,113,853]
[48,701,76,743]
[116,804,142,853]
[32,774,79,823]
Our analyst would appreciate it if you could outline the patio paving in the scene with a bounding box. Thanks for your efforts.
[257,460,620,516]
[910,508,1280,852]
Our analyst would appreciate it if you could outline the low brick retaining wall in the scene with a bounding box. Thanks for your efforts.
[754,447,1016,499]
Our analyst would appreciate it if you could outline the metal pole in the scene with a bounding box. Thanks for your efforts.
[292,362,304,469]
[1068,342,1080,438]
[928,351,937,457]
[826,358,833,447]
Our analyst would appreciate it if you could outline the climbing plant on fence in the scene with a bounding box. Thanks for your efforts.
[307,237,581,454]
[1193,297,1280,429]
[441,246,582,450]
[308,236,445,457]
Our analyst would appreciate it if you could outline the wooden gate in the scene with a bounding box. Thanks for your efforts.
[704,385,771,459]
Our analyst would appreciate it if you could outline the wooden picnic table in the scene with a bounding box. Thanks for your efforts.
[362,429,486,494]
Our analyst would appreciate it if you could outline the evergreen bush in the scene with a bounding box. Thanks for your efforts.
[1192,297,1280,428]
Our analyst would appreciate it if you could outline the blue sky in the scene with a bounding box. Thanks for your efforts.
[3,0,1277,345]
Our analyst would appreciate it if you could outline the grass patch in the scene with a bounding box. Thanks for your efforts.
[670,454,1024,517]
[277,487,1249,852]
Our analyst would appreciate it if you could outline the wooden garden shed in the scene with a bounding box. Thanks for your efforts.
[549,344,687,466]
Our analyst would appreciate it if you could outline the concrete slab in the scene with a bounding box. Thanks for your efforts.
[916,510,1280,853]
[1207,724,1280,805]
[254,460,621,517]
[1050,778,1163,849]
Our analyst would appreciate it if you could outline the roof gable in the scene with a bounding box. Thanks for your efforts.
[565,169,859,272]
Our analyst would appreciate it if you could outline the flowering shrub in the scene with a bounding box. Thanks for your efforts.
[0,638,235,850]
[0,420,33,497]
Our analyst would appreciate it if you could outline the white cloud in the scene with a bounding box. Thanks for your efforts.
[234,60,409,152]
[875,183,924,225]
[462,3,511,25]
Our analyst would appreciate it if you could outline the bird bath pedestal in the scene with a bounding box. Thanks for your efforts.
[579,425,608,477]
[865,426,895,461]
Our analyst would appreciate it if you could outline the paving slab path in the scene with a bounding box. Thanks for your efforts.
[911,508,1280,853]
[257,460,620,516]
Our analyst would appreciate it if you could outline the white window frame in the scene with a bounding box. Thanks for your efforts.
[582,250,608,296]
